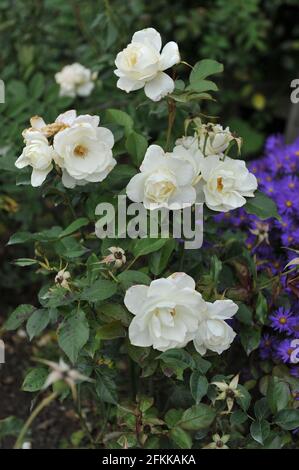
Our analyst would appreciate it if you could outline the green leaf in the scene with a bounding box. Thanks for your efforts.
[29,73,44,99]
[190,372,209,404]
[98,303,131,326]
[125,131,148,167]
[105,108,133,134]
[26,309,50,340]
[236,303,253,326]
[0,416,23,439]
[5,304,35,330]
[245,190,280,221]
[96,321,126,340]
[58,309,89,363]
[165,409,184,428]
[267,379,290,414]
[240,325,261,355]
[158,349,195,380]
[236,384,251,411]
[169,427,192,449]
[230,410,248,426]
[193,355,212,374]
[59,218,89,238]
[95,372,118,404]
[256,292,268,324]
[7,231,33,245]
[22,367,48,392]
[149,239,176,276]
[80,280,117,303]
[133,237,169,257]
[250,420,270,445]
[180,404,216,431]
[187,79,218,93]
[118,270,151,290]
[190,59,223,83]
[274,409,299,430]
[13,258,38,267]
[254,398,270,421]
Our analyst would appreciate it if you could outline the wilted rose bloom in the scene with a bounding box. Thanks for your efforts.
[15,129,56,186]
[126,144,196,210]
[55,63,97,98]
[114,27,180,101]
[53,110,116,188]
[100,247,126,268]
[198,123,238,156]
[55,268,71,289]
[193,300,238,355]
[125,273,206,352]
[199,155,258,212]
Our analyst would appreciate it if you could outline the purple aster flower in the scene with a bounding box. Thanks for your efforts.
[276,187,299,216]
[275,338,297,363]
[292,390,299,401]
[289,317,299,339]
[259,333,276,360]
[269,307,294,334]
[290,366,299,378]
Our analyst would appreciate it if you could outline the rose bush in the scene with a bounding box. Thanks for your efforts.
[2,20,299,452]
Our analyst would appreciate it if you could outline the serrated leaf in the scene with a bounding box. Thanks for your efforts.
[96,321,126,340]
[133,237,169,257]
[245,190,280,221]
[189,372,209,404]
[190,59,223,83]
[125,131,147,167]
[5,304,35,331]
[22,367,48,392]
[26,309,50,340]
[58,309,89,363]
[95,373,118,404]
[80,280,117,302]
[169,427,192,449]
[250,420,270,445]
[118,270,151,290]
[180,404,216,431]
[59,218,89,238]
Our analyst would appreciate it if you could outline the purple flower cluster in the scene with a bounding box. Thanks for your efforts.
[215,135,299,369]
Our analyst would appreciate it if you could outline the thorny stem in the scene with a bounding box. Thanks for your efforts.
[166,98,176,151]
[14,392,58,449]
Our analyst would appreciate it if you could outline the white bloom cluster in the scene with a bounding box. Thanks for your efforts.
[55,63,97,98]
[125,272,237,354]
[126,131,257,212]
[126,144,197,210]
[15,110,116,188]
[173,122,257,212]
[114,28,180,101]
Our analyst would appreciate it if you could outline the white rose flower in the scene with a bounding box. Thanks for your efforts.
[125,273,207,352]
[199,155,258,212]
[193,300,238,355]
[126,144,196,210]
[55,63,97,98]
[53,110,116,188]
[15,130,56,187]
[172,139,204,183]
[199,123,235,156]
[114,27,180,101]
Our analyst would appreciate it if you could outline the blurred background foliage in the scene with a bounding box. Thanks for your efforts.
[1,0,299,313]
